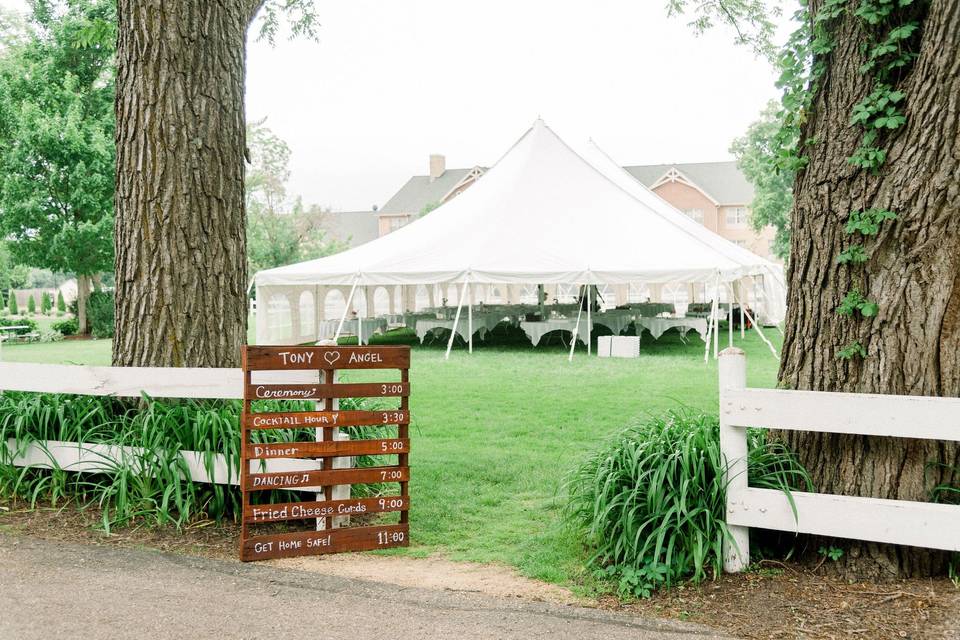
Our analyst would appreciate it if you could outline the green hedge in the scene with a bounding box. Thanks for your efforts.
[0,316,38,335]
[87,290,114,338]
[52,317,79,336]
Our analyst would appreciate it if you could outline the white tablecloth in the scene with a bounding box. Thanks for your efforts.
[638,317,708,341]
[520,319,590,346]
[630,302,676,317]
[592,310,636,335]
[416,313,505,342]
[317,318,387,345]
[416,319,463,342]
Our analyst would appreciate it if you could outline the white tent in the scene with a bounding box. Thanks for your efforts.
[578,140,786,326]
[254,119,785,351]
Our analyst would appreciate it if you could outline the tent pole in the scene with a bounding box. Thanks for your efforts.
[468,283,473,354]
[703,304,712,364]
[587,285,592,356]
[445,277,469,360]
[333,277,359,344]
[736,290,780,359]
[568,290,584,362]
[728,286,733,349]
[739,282,745,340]
[712,274,720,359]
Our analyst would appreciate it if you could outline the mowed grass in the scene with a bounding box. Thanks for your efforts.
[0,328,781,585]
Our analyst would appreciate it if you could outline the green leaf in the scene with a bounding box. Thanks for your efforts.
[860,302,879,317]
[837,245,869,265]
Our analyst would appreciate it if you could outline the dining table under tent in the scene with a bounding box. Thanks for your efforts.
[252,119,786,361]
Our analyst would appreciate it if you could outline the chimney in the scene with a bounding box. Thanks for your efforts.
[429,154,445,181]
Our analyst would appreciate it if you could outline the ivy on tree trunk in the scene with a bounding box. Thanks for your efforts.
[113,1,267,367]
[779,0,960,579]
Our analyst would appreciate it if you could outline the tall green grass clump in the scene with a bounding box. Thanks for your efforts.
[563,409,810,598]
[0,392,399,531]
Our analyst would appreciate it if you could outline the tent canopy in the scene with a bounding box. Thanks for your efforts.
[255,120,781,289]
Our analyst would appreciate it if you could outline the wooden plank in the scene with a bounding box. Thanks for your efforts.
[245,465,408,491]
[245,382,409,401]
[244,346,410,371]
[243,496,408,524]
[3,439,373,485]
[0,362,241,399]
[245,409,409,430]
[241,523,409,561]
[723,388,960,441]
[728,487,960,552]
[247,438,409,460]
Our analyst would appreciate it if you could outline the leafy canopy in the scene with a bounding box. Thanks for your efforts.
[730,100,793,260]
[245,121,344,279]
[0,0,115,280]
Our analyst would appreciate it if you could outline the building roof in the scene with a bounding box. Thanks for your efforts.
[379,168,480,215]
[623,161,754,205]
[322,210,379,248]
[383,160,753,216]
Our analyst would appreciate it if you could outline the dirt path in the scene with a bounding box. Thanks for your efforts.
[275,553,579,605]
[0,534,729,640]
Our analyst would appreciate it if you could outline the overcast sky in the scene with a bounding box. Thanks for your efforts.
[5,0,790,211]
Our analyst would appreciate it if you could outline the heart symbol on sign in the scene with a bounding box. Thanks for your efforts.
[323,351,341,366]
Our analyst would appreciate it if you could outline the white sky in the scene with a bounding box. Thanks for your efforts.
[4,0,790,212]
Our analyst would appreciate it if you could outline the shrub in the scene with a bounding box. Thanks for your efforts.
[563,410,811,597]
[40,291,52,315]
[7,292,17,315]
[87,290,114,338]
[27,295,36,315]
[39,329,64,342]
[52,317,79,336]
[56,290,66,314]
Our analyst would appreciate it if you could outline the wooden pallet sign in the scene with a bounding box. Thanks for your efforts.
[239,345,411,562]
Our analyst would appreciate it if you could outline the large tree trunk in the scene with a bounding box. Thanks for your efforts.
[113,1,264,367]
[76,274,90,335]
[779,0,960,579]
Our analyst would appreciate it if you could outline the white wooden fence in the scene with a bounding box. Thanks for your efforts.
[719,347,960,572]
[0,362,350,494]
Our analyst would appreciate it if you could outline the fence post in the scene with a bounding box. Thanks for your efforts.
[719,346,749,572]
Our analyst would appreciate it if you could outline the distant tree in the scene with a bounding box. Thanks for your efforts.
[0,0,115,335]
[27,295,36,315]
[56,290,66,314]
[0,242,10,292]
[8,291,17,316]
[418,201,440,218]
[730,101,793,260]
[245,123,344,279]
[40,291,52,315]
[246,119,292,217]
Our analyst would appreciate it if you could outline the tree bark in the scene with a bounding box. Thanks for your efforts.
[113,1,264,367]
[779,0,960,579]
[76,274,90,335]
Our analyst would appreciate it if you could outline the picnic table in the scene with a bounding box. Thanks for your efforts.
[0,325,31,360]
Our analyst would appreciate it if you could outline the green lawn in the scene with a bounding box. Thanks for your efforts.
[0,328,781,585]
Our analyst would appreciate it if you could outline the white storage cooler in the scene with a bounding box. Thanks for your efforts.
[597,335,640,358]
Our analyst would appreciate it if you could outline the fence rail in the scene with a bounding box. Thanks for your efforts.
[719,348,960,572]
[0,362,349,493]
[0,362,242,399]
